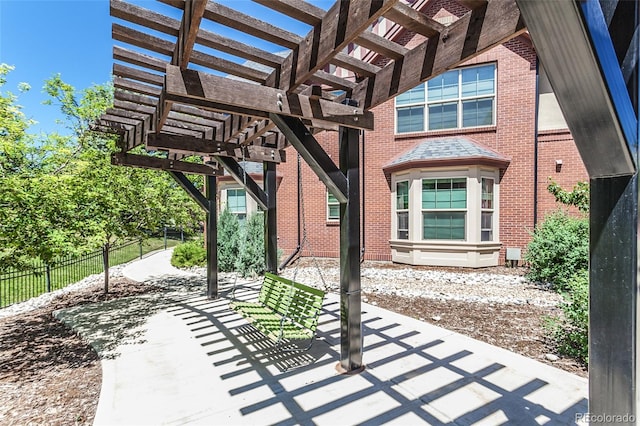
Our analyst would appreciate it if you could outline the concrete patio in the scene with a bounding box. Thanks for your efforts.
[55,251,588,425]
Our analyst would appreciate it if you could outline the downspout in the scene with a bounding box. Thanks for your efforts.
[360,130,366,263]
[533,56,540,228]
[279,153,302,269]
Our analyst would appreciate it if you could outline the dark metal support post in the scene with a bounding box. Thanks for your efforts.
[590,175,639,421]
[339,126,363,372]
[264,162,278,273]
[205,175,218,299]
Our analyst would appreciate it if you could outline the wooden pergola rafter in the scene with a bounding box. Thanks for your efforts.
[100,0,524,169]
[97,0,526,373]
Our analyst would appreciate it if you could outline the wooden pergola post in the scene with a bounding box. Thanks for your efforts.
[338,126,363,372]
[205,175,218,299]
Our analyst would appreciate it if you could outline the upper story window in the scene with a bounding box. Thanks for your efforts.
[396,63,496,133]
[327,191,340,221]
[227,188,247,223]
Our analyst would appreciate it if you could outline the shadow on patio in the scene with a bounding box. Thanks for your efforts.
[84,279,586,425]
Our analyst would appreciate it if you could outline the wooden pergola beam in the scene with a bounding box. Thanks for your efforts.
[146,133,286,163]
[114,46,167,73]
[355,32,409,61]
[384,3,445,38]
[353,0,525,109]
[270,113,348,203]
[173,0,208,69]
[252,0,323,25]
[215,156,269,210]
[112,152,220,176]
[163,65,374,130]
[277,0,399,93]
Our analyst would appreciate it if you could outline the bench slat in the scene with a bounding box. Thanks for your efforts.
[230,272,326,346]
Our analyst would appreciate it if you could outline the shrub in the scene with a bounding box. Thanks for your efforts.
[524,210,589,291]
[235,212,265,277]
[217,207,240,272]
[546,270,589,364]
[171,239,206,268]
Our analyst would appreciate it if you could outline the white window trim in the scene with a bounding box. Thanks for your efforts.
[394,63,497,134]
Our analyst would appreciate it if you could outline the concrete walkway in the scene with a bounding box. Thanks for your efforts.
[56,250,588,425]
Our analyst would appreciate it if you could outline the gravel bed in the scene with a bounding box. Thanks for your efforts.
[280,265,561,306]
[189,260,561,307]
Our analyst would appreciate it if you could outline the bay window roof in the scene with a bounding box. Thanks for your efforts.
[383,136,510,176]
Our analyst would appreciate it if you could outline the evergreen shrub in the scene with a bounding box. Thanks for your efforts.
[217,207,240,272]
[235,212,265,277]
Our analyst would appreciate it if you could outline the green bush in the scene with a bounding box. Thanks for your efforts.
[217,207,240,272]
[547,270,589,364]
[524,210,589,290]
[235,212,265,277]
[171,239,206,268]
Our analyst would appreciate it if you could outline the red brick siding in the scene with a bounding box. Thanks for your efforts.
[276,34,588,265]
[536,130,589,218]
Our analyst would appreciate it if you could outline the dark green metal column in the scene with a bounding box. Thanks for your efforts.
[264,162,278,274]
[205,175,218,298]
[339,126,363,372]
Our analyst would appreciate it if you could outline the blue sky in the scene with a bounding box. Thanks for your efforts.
[0,0,332,135]
[1,1,112,134]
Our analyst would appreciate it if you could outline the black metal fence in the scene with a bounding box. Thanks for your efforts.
[0,239,166,309]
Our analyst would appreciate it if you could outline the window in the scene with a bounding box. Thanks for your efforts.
[227,188,246,223]
[422,178,467,240]
[396,181,409,239]
[481,178,494,241]
[396,64,496,133]
[327,191,340,221]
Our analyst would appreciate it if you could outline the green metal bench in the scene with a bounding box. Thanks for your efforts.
[229,272,326,350]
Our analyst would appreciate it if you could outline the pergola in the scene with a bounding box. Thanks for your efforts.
[97,0,639,422]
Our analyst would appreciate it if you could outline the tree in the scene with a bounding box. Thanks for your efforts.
[41,75,203,291]
[0,66,203,292]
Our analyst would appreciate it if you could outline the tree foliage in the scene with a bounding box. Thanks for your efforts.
[546,270,589,364]
[235,212,265,277]
[217,207,240,272]
[524,211,589,290]
[547,179,589,213]
[0,65,203,275]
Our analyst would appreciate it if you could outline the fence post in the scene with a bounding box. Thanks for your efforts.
[103,243,109,293]
[180,226,184,243]
[45,264,51,293]
[139,239,143,259]
[164,226,167,250]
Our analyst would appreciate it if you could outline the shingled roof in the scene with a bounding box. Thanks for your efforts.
[383,136,511,174]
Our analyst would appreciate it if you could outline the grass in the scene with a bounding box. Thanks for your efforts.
[0,238,181,308]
